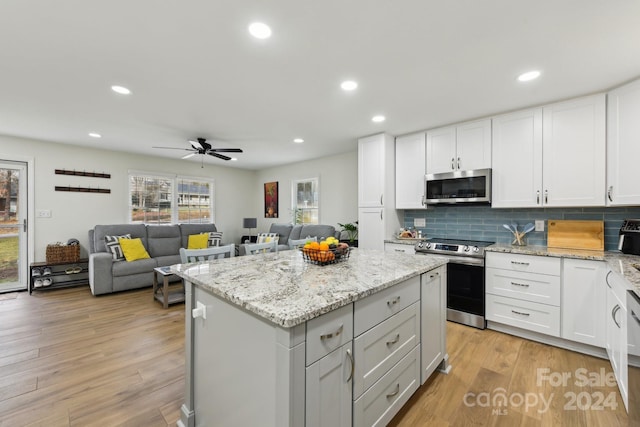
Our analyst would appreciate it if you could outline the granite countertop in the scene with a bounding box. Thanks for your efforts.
[485,243,640,297]
[171,249,447,328]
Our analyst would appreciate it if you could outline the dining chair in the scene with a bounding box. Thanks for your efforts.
[180,244,235,263]
[244,241,278,255]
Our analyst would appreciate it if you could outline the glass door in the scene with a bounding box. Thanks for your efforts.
[0,161,27,293]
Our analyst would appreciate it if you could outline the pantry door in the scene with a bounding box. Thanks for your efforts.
[0,161,27,292]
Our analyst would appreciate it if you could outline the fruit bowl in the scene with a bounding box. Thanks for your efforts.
[300,246,351,266]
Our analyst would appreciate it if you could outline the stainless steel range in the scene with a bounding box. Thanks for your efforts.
[415,238,494,329]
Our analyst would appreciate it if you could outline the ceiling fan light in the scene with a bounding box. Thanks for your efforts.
[182,153,196,159]
[249,22,272,39]
[111,85,131,95]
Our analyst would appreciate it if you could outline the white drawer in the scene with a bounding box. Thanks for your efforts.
[486,252,561,276]
[486,294,560,337]
[306,304,353,366]
[354,276,420,337]
[353,302,419,399]
[384,243,416,255]
[486,267,561,306]
[353,345,420,427]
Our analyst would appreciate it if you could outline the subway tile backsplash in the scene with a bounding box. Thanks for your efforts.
[402,206,640,250]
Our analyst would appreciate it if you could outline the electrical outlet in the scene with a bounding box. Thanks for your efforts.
[535,220,544,232]
[414,218,426,227]
[36,209,52,218]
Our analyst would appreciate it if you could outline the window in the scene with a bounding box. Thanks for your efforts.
[129,172,214,224]
[292,177,318,224]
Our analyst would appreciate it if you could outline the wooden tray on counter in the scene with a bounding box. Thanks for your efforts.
[547,220,604,251]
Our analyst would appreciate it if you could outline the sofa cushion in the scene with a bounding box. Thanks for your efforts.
[120,238,151,262]
[112,258,157,277]
[268,223,294,243]
[146,225,181,257]
[155,254,182,268]
[179,223,217,248]
[104,234,131,260]
[297,224,336,241]
[94,224,148,253]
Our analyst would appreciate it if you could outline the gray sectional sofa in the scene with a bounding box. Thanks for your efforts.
[88,223,217,295]
[238,223,338,255]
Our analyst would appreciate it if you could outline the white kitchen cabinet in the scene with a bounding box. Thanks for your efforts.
[426,119,491,175]
[542,94,606,207]
[306,342,353,427]
[395,132,426,209]
[605,269,629,410]
[561,259,606,347]
[384,242,416,255]
[358,133,401,249]
[421,266,446,384]
[607,78,640,206]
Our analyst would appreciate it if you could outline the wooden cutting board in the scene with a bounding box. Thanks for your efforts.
[547,220,604,250]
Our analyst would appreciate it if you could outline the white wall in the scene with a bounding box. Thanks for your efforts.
[0,135,255,261]
[254,151,358,233]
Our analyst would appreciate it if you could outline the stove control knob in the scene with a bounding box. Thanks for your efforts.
[472,246,479,253]
[425,243,432,249]
[463,245,470,252]
[416,242,423,249]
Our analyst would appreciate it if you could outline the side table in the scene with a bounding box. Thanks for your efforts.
[153,266,185,308]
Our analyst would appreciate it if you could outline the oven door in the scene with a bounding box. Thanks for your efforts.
[446,258,485,329]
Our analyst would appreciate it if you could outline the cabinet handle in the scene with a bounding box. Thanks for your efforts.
[536,190,540,205]
[451,158,455,170]
[387,296,400,307]
[386,383,400,399]
[511,310,530,316]
[457,157,460,170]
[429,272,440,279]
[380,194,383,206]
[510,281,530,287]
[386,333,400,346]
[605,270,612,288]
[320,324,343,341]
[346,349,354,382]
[510,261,530,266]
[632,310,640,327]
[380,210,383,221]
[544,190,548,204]
[394,249,404,252]
[608,186,613,202]
[612,304,621,328]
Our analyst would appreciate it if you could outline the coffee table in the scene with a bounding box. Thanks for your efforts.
[153,266,185,308]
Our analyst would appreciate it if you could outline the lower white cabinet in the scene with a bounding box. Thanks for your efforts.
[561,259,606,347]
[421,266,446,383]
[384,242,416,255]
[358,208,385,251]
[605,269,628,410]
[486,293,561,336]
[306,342,354,427]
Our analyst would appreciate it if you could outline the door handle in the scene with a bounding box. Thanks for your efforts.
[23,218,27,232]
[320,324,343,341]
[608,186,613,202]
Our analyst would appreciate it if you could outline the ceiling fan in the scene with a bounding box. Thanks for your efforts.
[153,138,243,162]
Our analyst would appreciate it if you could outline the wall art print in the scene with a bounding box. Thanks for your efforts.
[264,181,278,218]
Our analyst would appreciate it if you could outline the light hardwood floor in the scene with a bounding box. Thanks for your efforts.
[0,287,629,426]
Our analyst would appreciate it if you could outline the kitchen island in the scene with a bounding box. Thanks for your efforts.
[172,249,448,427]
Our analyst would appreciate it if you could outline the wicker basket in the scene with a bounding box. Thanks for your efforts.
[46,244,80,264]
[300,246,351,266]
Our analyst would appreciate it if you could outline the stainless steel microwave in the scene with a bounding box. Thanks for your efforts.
[423,168,492,205]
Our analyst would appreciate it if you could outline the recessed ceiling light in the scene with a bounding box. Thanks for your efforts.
[230,157,238,161]
[249,22,272,39]
[111,85,131,95]
[293,138,304,143]
[88,132,101,138]
[341,80,358,91]
[372,115,386,123]
[517,70,541,82]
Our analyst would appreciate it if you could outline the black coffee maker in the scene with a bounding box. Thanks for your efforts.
[618,219,640,255]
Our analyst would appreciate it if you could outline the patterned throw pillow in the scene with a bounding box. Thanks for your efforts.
[204,231,223,247]
[257,232,279,244]
[104,234,131,261]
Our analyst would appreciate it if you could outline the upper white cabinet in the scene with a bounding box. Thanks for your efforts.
[426,119,491,175]
[607,78,640,205]
[395,132,426,209]
[492,94,605,208]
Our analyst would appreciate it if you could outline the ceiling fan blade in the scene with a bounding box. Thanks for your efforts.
[208,152,232,161]
[188,139,204,150]
[182,153,197,159]
[153,146,192,151]
[211,148,243,153]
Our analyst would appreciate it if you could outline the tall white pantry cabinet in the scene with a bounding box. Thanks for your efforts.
[358,133,401,250]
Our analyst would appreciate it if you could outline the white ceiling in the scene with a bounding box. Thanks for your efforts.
[1,1,639,170]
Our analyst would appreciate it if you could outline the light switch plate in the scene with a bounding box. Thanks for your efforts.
[36,209,52,218]
[414,218,426,227]
[535,220,544,232]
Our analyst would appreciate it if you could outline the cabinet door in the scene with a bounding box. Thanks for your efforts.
[306,342,353,427]
[358,208,384,250]
[561,259,606,347]
[607,79,640,205]
[384,243,416,255]
[456,119,491,171]
[421,266,446,384]
[426,126,456,175]
[395,132,426,209]
[491,108,543,208]
[542,94,606,207]
[358,135,385,207]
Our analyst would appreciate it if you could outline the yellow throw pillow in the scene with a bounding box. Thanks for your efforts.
[119,238,151,262]
[188,233,209,249]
